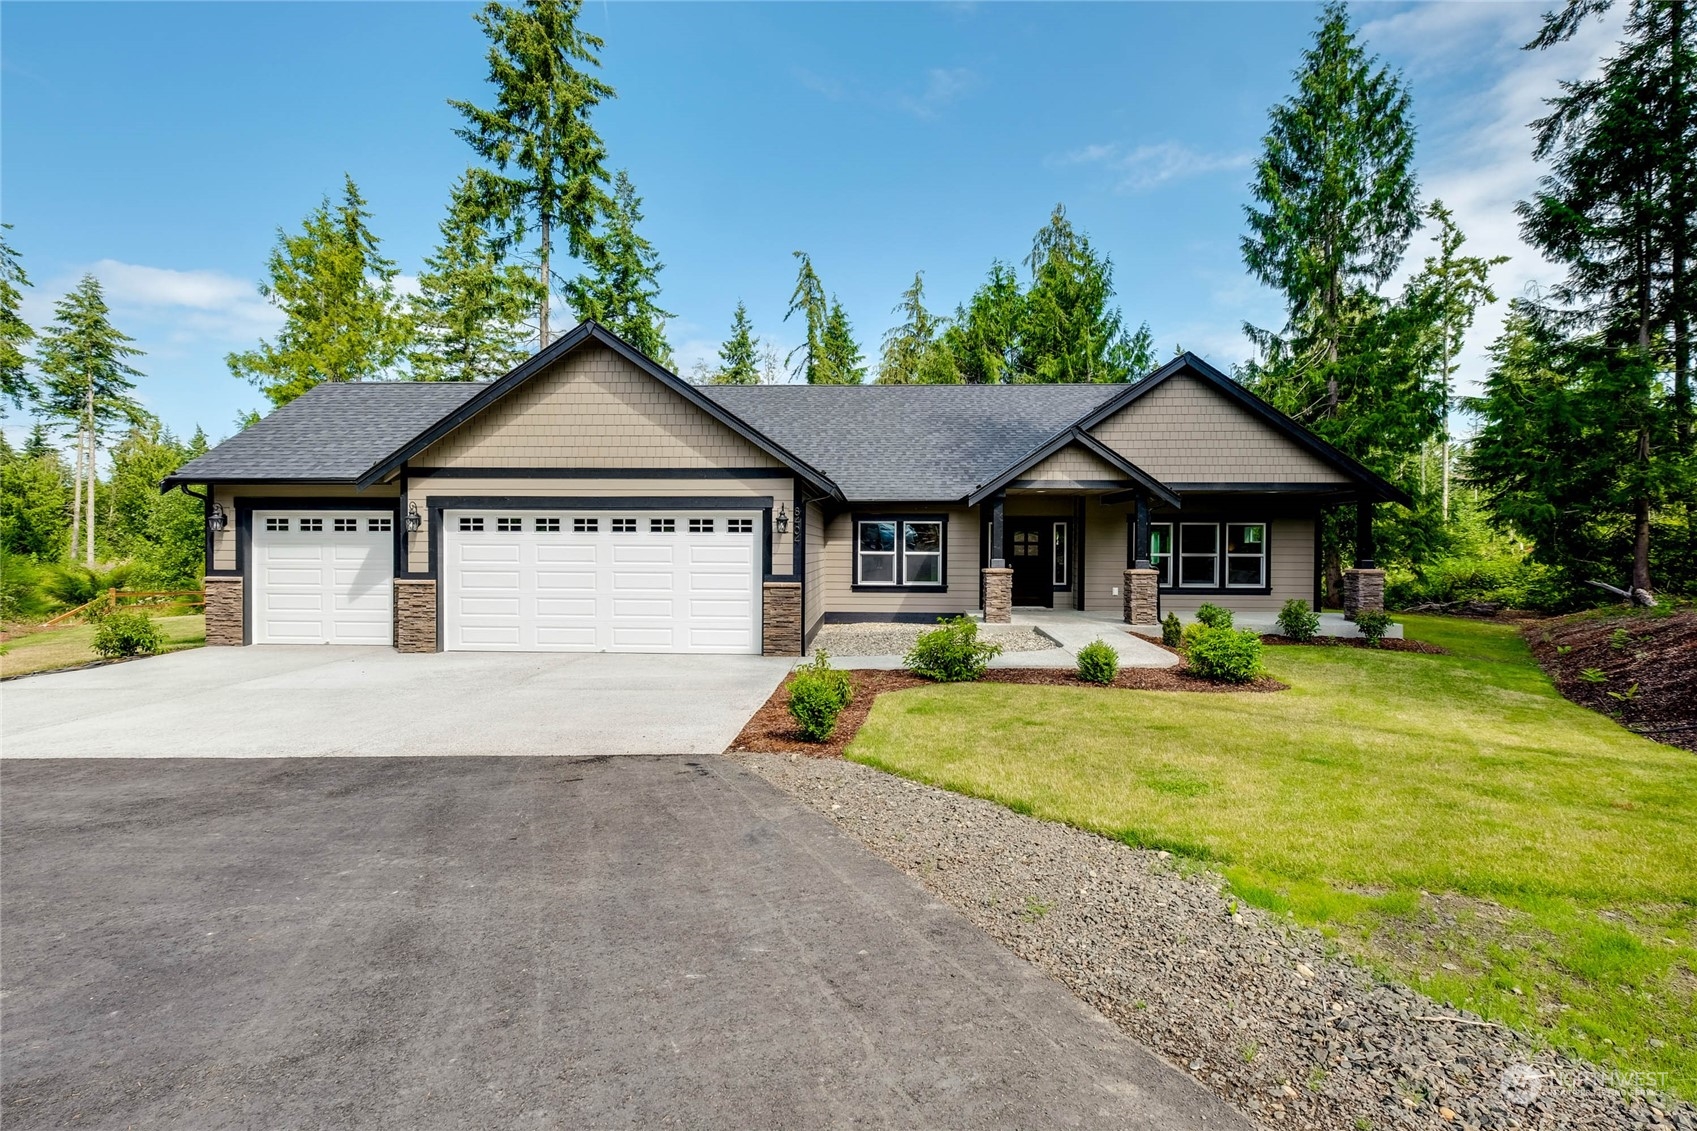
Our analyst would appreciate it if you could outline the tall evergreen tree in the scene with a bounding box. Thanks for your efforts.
[818,299,866,385]
[784,251,829,383]
[1,224,36,413]
[942,261,1024,384]
[412,173,542,381]
[228,177,413,407]
[876,272,949,384]
[1017,205,1153,383]
[710,301,761,385]
[1509,0,1697,593]
[1241,1,1421,415]
[451,0,615,349]
[564,170,672,363]
[36,275,147,566]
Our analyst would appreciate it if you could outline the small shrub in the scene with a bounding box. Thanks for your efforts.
[1180,620,1209,651]
[91,611,163,659]
[1161,611,1183,647]
[1195,602,1234,629]
[1185,626,1264,684]
[1076,639,1119,685]
[1354,609,1393,647]
[904,615,1003,682]
[786,653,854,742]
[1276,598,1320,642]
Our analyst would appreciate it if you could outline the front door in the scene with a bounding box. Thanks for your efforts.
[1008,519,1053,607]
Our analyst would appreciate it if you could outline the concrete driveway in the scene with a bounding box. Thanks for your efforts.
[0,646,795,758]
[0,756,1248,1130]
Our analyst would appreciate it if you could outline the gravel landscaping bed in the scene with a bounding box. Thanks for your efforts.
[808,622,1057,657]
[736,753,1693,1131]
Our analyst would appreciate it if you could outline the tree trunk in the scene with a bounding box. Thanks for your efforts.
[538,210,551,350]
[68,427,84,562]
[1673,0,1691,447]
[84,385,96,567]
[1441,439,1450,521]
[1632,426,1653,593]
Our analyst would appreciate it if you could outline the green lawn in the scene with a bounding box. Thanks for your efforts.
[847,614,1697,1096]
[0,613,206,678]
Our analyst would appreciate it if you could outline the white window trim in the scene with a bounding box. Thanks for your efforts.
[1052,521,1069,587]
[856,517,946,589]
[903,520,944,586]
[1178,522,1220,588]
[1224,523,1268,589]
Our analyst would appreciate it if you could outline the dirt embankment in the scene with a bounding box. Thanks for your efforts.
[1524,608,1697,752]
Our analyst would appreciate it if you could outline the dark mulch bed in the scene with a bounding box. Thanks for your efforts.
[727,665,1286,758]
[1523,608,1697,753]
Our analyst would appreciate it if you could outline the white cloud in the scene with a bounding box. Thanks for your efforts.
[1056,141,1251,193]
[898,67,979,120]
[21,260,282,349]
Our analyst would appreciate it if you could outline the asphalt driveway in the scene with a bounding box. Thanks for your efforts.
[0,646,794,757]
[1,756,1248,1130]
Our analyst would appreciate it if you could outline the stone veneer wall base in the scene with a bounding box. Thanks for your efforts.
[1341,568,1386,621]
[394,578,439,653]
[1122,569,1159,625]
[203,576,244,646]
[762,582,802,656]
[982,568,1013,624]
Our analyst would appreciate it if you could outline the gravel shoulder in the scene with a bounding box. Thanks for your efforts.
[736,753,1694,1131]
[809,622,1057,657]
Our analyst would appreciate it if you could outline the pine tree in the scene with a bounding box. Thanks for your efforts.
[451,0,616,349]
[1018,205,1153,383]
[22,422,55,460]
[36,275,147,566]
[1241,1,1421,414]
[412,173,543,381]
[1,224,36,413]
[564,170,672,363]
[1513,0,1697,592]
[876,272,947,384]
[942,261,1024,384]
[784,251,829,383]
[709,301,760,385]
[228,177,413,407]
[818,299,866,385]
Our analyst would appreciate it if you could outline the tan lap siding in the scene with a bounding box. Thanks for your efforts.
[821,505,979,618]
[211,483,399,573]
[804,501,826,638]
[403,475,794,575]
[414,344,781,470]
[1084,502,1133,614]
[1088,375,1350,484]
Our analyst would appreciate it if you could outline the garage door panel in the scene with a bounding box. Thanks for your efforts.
[536,545,596,564]
[690,598,751,618]
[458,544,520,562]
[689,545,752,565]
[612,598,674,618]
[265,593,325,612]
[611,627,675,648]
[459,626,522,645]
[265,545,323,562]
[458,597,521,616]
[535,571,596,590]
[536,627,598,646]
[611,573,673,592]
[252,511,394,646]
[689,572,750,592]
[611,545,674,564]
[690,630,754,650]
[535,598,596,617]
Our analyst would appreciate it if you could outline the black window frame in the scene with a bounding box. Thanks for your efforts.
[1142,517,1273,596]
[851,513,949,592]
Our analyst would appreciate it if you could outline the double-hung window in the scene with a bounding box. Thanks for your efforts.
[856,517,945,588]
[1224,523,1267,588]
[1149,520,1269,590]
[1148,523,1174,587]
[1178,523,1219,587]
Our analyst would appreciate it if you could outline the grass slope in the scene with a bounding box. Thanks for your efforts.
[0,614,206,678]
[847,614,1697,1097]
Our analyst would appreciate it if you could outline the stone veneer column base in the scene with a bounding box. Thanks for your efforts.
[203,576,244,646]
[394,579,438,653]
[762,582,802,656]
[982,568,1013,624]
[1342,568,1386,621]
[1123,569,1159,625]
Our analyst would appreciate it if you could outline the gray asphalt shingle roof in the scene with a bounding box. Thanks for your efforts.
[701,384,1123,501]
[165,381,486,484]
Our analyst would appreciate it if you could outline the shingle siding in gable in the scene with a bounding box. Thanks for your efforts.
[1016,442,1127,486]
[413,344,782,470]
[1088,376,1349,484]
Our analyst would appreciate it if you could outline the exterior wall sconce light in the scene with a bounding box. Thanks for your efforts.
[774,504,789,536]
[405,501,422,533]
[207,502,228,534]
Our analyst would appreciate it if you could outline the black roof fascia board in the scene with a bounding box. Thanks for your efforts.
[966,427,1180,509]
[354,321,842,499]
[159,474,368,491]
[1072,352,1413,508]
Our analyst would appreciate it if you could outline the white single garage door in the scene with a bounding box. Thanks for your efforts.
[251,510,395,645]
[441,509,762,654]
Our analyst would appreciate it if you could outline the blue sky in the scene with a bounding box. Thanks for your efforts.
[2,2,1620,447]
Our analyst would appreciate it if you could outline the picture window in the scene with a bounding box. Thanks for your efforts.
[1053,522,1069,586]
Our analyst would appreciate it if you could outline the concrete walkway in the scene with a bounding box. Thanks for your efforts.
[826,609,1180,671]
[0,646,793,758]
[1128,610,1404,640]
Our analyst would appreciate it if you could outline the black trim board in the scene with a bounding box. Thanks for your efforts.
[356,321,841,499]
[821,611,975,625]
[407,466,794,480]
[1072,352,1413,508]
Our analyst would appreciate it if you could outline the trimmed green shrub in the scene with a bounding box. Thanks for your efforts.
[1161,611,1183,647]
[787,652,854,742]
[1276,598,1320,642]
[1179,620,1209,651]
[1195,602,1233,629]
[904,615,1003,682]
[1354,609,1393,648]
[92,611,163,659]
[1185,626,1264,683]
[1076,639,1119,685]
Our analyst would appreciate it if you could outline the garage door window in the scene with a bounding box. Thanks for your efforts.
[612,518,636,533]
[300,518,323,532]
[535,518,561,532]
[651,518,675,533]
[368,517,391,532]
[689,518,714,534]
[728,518,753,534]
[574,518,598,532]
[266,517,288,532]
[460,516,484,532]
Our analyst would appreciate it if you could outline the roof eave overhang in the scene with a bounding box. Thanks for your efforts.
[966,427,1181,509]
[1072,353,1413,509]
[351,321,844,500]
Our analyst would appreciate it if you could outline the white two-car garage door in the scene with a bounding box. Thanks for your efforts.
[251,510,395,645]
[441,509,762,654]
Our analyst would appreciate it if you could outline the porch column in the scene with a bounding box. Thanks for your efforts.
[982,491,1011,622]
[1122,490,1159,626]
[1133,492,1153,570]
[989,491,1006,567]
[1343,497,1385,620]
